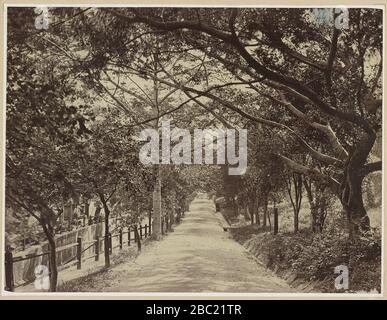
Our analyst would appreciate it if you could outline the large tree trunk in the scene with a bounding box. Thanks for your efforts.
[99,193,110,268]
[340,134,374,236]
[340,169,369,236]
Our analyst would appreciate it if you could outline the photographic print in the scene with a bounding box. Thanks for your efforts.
[2,4,383,296]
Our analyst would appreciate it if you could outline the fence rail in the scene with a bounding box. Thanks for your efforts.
[4,222,153,292]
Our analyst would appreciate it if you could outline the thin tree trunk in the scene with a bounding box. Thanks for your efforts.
[232,197,238,217]
[152,166,162,240]
[262,194,268,227]
[248,201,254,225]
[311,204,318,232]
[47,238,57,292]
[267,206,272,231]
[134,225,141,252]
[99,193,110,268]
[151,51,163,240]
[255,197,260,226]
[244,204,250,221]
[169,206,175,231]
[286,173,302,233]
[304,178,329,233]
[176,208,181,223]
[42,222,57,292]
[303,178,317,232]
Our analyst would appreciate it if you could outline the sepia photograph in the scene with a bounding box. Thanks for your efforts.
[2,4,383,296]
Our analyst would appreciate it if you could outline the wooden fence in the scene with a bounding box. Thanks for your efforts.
[5,223,151,292]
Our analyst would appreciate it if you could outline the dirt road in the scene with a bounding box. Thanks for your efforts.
[71,197,293,292]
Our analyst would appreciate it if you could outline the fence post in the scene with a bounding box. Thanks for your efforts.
[161,217,164,235]
[5,246,14,292]
[109,233,112,254]
[77,237,82,270]
[134,225,141,252]
[128,227,131,246]
[95,236,99,261]
[119,229,123,249]
[145,224,148,237]
[274,208,279,235]
[140,225,143,239]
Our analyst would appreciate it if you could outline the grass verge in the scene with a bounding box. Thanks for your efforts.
[230,225,381,293]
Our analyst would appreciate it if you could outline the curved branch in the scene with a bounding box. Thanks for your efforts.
[238,77,349,161]
[102,70,155,108]
[156,73,343,167]
[360,161,382,176]
[97,79,131,114]
[108,8,375,136]
[264,31,327,71]
[105,8,232,42]
[277,93,348,160]
[276,154,340,194]
[228,34,374,135]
